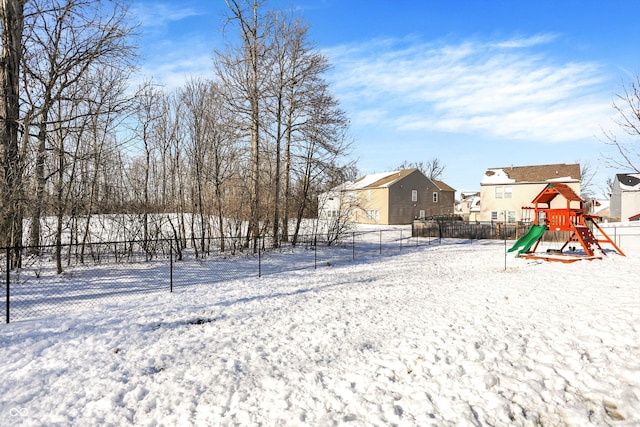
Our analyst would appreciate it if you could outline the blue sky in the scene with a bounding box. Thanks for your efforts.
[130,0,640,197]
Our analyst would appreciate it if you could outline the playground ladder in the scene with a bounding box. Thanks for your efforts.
[562,220,626,257]
[564,225,600,256]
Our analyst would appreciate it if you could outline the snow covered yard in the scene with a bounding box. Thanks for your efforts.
[1,240,639,426]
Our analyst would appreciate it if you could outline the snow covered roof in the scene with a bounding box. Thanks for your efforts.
[481,168,515,185]
[481,163,581,185]
[350,169,412,189]
[616,173,640,191]
[326,169,456,193]
[323,170,410,193]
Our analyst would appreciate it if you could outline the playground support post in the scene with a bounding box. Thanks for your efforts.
[502,211,507,270]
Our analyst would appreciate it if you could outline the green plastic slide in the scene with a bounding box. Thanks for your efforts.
[508,224,547,257]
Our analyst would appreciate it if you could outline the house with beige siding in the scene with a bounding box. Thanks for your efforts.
[318,169,456,225]
[479,163,581,223]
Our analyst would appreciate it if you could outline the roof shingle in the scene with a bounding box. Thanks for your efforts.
[484,163,581,183]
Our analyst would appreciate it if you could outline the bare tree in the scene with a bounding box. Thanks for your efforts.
[203,81,241,251]
[217,0,267,251]
[603,77,640,173]
[396,158,446,180]
[0,0,25,257]
[22,0,137,255]
[214,0,352,248]
[579,160,597,198]
[290,83,350,245]
[131,80,163,255]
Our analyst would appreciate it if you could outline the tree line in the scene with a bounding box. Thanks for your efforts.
[0,0,355,271]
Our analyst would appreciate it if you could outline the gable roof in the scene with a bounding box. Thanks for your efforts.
[616,173,640,190]
[333,168,455,192]
[531,182,583,206]
[357,168,417,188]
[433,180,455,192]
[482,163,581,185]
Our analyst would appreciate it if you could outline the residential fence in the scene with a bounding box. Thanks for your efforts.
[412,219,532,240]
[412,219,640,251]
[0,229,441,323]
[3,221,638,324]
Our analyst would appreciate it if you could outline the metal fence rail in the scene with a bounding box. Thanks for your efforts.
[0,230,438,323]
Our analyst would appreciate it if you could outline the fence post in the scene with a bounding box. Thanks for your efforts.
[169,242,173,293]
[6,246,10,324]
[400,229,403,252]
[314,239,317,270]
[379,230,382,255]
[352,232,355,260]
[258,236,262,278]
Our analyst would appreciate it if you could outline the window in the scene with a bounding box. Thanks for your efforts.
[433,192,438,203]
[419,210,425,219]
[491,211,498,221]
[507,210,516,223]
[411,190,417,202]
[504,186,513,199]
[366,210,380,221]
[495,187,503,199]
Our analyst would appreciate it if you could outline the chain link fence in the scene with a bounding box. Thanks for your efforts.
[1,229,440,323]
[3,221,637,324]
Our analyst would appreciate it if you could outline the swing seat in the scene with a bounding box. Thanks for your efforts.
[546,249,562,254]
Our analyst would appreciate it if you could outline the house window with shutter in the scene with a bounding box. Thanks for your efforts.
[411,190,417,202]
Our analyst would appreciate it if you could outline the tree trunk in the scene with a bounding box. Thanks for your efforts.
[0,0,25,261]
[30,117,49,251]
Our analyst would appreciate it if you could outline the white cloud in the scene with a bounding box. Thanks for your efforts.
[325,34,614,143]
[134,53,215,91]
[491,33,558,49]
[130,3,201,29]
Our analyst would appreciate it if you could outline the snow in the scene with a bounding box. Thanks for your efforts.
[350,170,400,189]
[480,169,516,185]
[2,236,640,426]
[546,176,574,182]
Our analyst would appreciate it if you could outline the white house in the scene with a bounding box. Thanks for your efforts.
[610,173,640,222]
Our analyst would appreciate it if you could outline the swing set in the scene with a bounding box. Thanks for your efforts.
[510,183,625,263]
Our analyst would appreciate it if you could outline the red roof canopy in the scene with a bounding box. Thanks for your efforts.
[531,183,583,206]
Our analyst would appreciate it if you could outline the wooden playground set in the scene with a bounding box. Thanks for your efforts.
[508,183,625,263]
